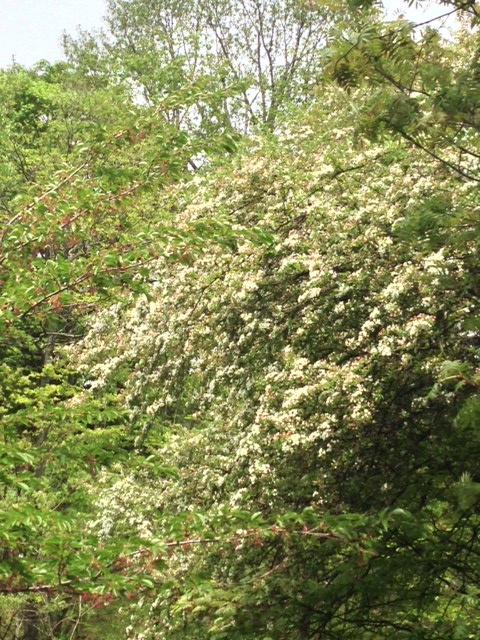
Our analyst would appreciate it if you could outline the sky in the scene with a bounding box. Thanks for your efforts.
[0,0,458,70]
[0,0,107,68]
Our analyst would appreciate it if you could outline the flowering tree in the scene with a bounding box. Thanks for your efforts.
[72,27,479,636]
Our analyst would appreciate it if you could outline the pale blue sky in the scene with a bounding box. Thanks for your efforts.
[0,0,457,70]
[0,0,107,68]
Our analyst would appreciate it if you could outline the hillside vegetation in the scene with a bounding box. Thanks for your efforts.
[1,1,479,639]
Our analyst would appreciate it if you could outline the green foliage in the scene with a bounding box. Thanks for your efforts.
[323,7,480,186]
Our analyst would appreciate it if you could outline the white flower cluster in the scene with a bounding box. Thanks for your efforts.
[87,470,164,541]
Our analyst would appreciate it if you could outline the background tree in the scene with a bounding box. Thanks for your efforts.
[64,0,340,133]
